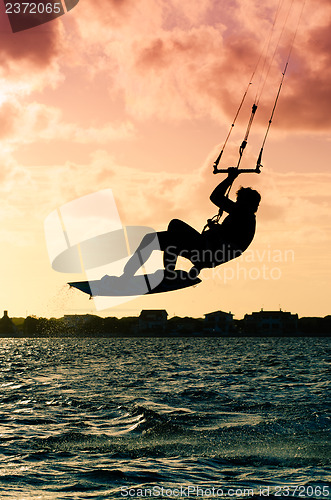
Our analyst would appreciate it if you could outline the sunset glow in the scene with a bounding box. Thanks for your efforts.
[1,0,330,319]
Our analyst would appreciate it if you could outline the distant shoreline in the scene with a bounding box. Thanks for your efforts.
[1,311,330,338]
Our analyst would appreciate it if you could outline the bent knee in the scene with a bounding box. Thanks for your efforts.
[138,232,158,250]
[168,218,181,229]
[168,219,188,233]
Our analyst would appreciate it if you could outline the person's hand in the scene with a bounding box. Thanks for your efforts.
[227,167,239,180]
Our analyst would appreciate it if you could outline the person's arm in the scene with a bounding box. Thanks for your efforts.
[210,168,239,211]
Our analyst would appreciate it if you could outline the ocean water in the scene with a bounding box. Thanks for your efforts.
[0,337,329,500]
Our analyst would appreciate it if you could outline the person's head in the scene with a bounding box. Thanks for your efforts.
[236,186,261,212]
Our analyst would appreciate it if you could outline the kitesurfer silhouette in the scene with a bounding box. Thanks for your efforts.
[121,168,261,282]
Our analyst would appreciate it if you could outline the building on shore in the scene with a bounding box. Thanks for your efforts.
[0,311,19,337]
[298,316,331,336]
[167,316,203,335]
[244,309,298,335]
[204,310,234,335]
[139,310,168,333]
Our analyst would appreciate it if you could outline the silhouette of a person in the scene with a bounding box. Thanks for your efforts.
[122,168,261,280]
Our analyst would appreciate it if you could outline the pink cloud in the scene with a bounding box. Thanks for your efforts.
[0,101,19,138]
[0,8,61,72]
[277,20,331,129]
[84,0,331,131]
[2,0,331,133]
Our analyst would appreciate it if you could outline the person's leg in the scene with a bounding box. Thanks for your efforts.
[122,228,175,278]
[162,219,203,277]
[122,219,204,278]
[122,232,160,277]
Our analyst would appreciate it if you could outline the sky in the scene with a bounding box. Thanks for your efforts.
[0,0,330,320]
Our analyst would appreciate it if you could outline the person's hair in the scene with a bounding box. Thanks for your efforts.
[236,186,261,212]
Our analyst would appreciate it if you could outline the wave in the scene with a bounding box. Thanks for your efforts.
[24,401,329,470]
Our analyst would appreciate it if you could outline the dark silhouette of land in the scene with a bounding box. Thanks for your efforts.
[1,309,330,338]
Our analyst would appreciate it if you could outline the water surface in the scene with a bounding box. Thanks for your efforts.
[0,337,329,499]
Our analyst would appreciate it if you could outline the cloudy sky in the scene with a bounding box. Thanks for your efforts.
[0,0,330,319]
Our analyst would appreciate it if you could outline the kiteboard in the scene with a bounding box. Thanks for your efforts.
[68,270,201,297]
